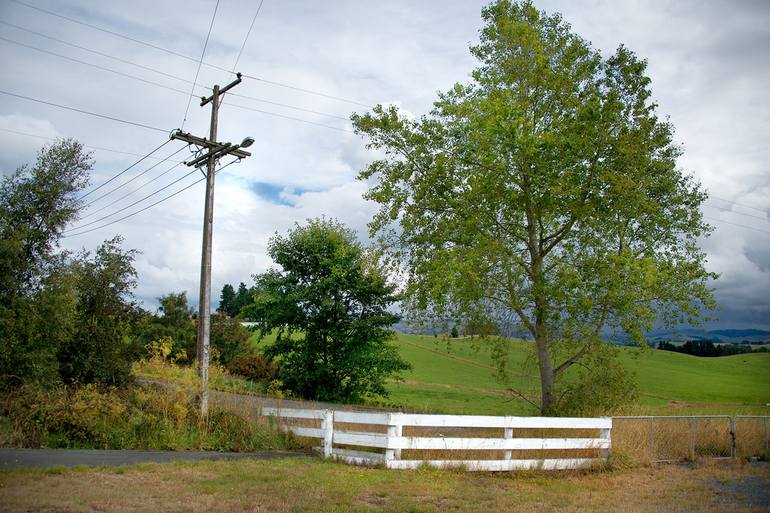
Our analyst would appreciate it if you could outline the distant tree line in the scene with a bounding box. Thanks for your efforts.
[657,340,768,357]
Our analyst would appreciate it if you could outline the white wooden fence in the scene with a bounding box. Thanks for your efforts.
[262,407,612,471]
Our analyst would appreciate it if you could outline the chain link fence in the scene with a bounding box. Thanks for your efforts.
[612,415,769,463]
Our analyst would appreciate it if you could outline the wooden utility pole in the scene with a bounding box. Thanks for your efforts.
[170,73,252,419]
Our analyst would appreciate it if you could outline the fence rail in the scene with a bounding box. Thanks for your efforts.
[262,407,612,471]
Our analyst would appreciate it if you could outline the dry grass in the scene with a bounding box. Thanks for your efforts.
[1,458,768,512]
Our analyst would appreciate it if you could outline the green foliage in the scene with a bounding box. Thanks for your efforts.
[243,218,410,402]
[217,283,236,316]
[137,292,197,361]
[352,0,716,414]
[0,140,90,388]
[0,383,295,451]
[227,354,278,382]
[217,282,254,318]
[450,326,459,338]
[210,312,250,366]
[57,237,140,387]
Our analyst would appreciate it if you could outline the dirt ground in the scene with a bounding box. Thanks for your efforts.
[0,458,768,513]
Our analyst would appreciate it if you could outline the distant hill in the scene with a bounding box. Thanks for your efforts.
[646,328,770,344]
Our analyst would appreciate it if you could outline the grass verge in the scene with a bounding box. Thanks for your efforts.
[1,457,768,512]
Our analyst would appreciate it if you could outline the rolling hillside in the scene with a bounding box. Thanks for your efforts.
[385,334,770,415]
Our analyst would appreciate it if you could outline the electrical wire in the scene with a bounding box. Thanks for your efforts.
[181,0,220,130]
[708,195,768,214]
[0,33,349,121]
[229,0,264,78]
[0,127,183,161]
[0,35,190,96]
[703,216,770,236]
[0,20,190,85]
[8,0,373,108]
[79,160,185,221]
[78,139,171,200]
[67,166,202,232]
[64,158,241,238]
[703,203,769,223]
[223,102,354,133]
[79,145,189,210]
[0,89,170,133]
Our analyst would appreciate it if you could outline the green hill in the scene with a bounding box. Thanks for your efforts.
[384,334,770,416]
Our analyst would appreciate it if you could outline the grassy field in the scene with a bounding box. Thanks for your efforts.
[383,334,770,415]
[2,457,768,512]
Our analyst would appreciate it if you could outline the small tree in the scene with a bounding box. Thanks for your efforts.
[243,219,410,402]
[58,236,139,386]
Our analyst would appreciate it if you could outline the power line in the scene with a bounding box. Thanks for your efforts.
[79,160,185,221]
[181,0,220,130]
[229,0,264,78]
[67,165,202,232]
[79,139,171,200]
[0,33,349,121]
[703,203,769,223]
[0,35,190,96]
[9,0,373,109]
[0,89,170,133]
[240,74,372,108]
[704,216,770,236]
[79,145,189,211]
[223,102,354,133]
[64,158,240,238]
[708,195,768,214]
[0,20,191,86]
[0,127,183,161]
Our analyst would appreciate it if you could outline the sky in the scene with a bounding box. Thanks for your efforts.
[0,0,768,329]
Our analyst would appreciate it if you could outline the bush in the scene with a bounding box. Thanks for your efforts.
[227,354,278,382]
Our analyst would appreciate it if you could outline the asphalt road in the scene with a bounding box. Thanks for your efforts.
[0,448,307,470]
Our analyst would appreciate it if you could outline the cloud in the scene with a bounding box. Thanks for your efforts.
[1,0,768,327]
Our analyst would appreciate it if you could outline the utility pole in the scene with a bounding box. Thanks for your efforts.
[171,72,253,419]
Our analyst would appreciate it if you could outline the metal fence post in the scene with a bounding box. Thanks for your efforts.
[689,417,696,460]
[385,413,402,468]
[730,416,737,459]
[321,409,334,459]
[648,417,655,462]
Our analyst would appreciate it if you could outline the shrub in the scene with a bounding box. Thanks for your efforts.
[227,354,278,382]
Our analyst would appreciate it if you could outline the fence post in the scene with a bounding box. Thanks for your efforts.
[504,427,513,460]
[730,416,737,459]
[600,418,611,461]
[321,409,334,459]
[689,417,696,460]
[765,417,768,454]
[648,417,655,462]
[385,413,402,468]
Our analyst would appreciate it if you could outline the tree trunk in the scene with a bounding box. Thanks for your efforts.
[535,332,556,414]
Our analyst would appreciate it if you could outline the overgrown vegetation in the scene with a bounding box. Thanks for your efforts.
[0,382,294,451]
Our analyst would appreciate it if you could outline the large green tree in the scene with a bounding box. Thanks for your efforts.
[0,140,91,388]
[244,219,410,402]
[352,0,715,414]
